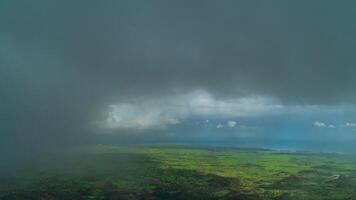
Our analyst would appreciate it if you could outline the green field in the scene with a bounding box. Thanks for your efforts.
[2,145,356,200]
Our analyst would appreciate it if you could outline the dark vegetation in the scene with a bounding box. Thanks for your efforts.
[1,145,356,199]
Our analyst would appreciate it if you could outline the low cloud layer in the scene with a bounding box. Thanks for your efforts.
[99,90,282,129]
[313,121,356,129]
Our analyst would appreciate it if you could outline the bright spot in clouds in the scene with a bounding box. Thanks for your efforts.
[227,120,237,128]
[314,121,336,128]
[345,122,356,127]
[216,124,224,128]
[314,121,326,127]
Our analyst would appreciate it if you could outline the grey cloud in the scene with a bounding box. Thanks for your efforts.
[2,0,356,157]
[2,0,356,104]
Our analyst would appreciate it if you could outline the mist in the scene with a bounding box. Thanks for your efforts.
[2,0,356,170]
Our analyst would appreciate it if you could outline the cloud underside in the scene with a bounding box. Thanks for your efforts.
[2,1,356,106]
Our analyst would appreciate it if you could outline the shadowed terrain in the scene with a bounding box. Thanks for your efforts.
[2,145,356,200]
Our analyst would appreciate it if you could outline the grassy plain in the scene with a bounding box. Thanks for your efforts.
[2,145,356,199]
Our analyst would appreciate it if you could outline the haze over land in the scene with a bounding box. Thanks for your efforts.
[2,0,356,164]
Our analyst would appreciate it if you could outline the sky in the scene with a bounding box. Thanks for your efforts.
[1,0,356,158]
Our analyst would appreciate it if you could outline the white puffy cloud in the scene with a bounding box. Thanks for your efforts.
[98,90,356,131]
[314,121,337,128]
[314,121,326,127]
[100,90,333,130]
[216,123,224,128]
[345,122,356,127]
[102,104,180,129]
[227,120,237,128]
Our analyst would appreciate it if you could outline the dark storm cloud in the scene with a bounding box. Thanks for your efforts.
[1,0,356,155]
[2,0,356,103]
